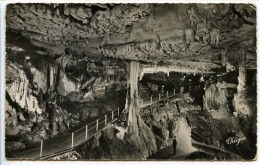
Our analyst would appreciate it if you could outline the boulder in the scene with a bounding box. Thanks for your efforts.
[177,100,201,113]
[6,126,21,136]
[6,142,25,151]
[115,125,127,140]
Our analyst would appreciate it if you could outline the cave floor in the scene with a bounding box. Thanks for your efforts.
[148,138,198,160]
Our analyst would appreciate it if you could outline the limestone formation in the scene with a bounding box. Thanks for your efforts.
[4,3,256,161]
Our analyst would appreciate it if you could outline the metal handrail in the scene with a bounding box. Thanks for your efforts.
[11,84,203,160]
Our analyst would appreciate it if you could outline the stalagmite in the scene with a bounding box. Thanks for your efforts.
[210,28,220,46]
[237,50,247,93]
[50,66,54,87]
[221,49,227,67]
[233,49,251,116]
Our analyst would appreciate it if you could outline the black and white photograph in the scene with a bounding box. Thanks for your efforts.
[1,1,258,162]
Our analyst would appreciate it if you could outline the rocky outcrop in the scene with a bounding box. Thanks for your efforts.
[6,63,43,114]
[57,70,80,96]
[70,120,156,160]
[140,93,199,152]
[6,4,151,47]
[5,57,127,151]
[232,50,252,117]
[5,63,75,148]
[6,4,256,67]
[203,81,237,111]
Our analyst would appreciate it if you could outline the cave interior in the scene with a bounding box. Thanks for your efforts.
[4,3,257,160]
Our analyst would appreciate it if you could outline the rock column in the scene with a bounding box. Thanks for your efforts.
[233,49,251,116]
[221,49,227,67]
[125,61,157,157]
[237,49,247,93]
[126,61,140,135]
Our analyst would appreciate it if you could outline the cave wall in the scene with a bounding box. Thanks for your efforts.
[5,47,128,151]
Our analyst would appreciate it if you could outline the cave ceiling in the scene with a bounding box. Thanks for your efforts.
[6,3,256,70]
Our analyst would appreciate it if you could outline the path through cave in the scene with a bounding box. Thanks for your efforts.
[4,3,257,161]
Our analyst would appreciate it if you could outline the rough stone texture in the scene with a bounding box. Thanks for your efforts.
[140,93,199,151]
[4,3,256,160]
[57,70,80,96]
[232,51,252,117]
[6,4,151,45]
[50,151,81,160]
[187,108,256,160]
[5,62,74,142]
[203,81,237,111]
[75,122,156,160]
[6,4,256,66]
[177,100,201,113]
[5,53,127,151]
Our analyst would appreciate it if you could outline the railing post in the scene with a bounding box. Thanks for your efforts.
[159,93,161,101]
[105,115,107,125]
[151,96,152,104]
[96,119,99,131]
[167,91,168,97]
[40,140,43,157]
[118,107,120,116]
[71,132,74,148]
[173,89,175,95]
[85,125,88,139]
[112,111,114,120]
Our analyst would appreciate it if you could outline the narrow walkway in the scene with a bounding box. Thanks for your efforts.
[9,84,203,160]
[10,109,120,160]
[148,139,241,160]
[191,140,242,159]
[148,138,197,160]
